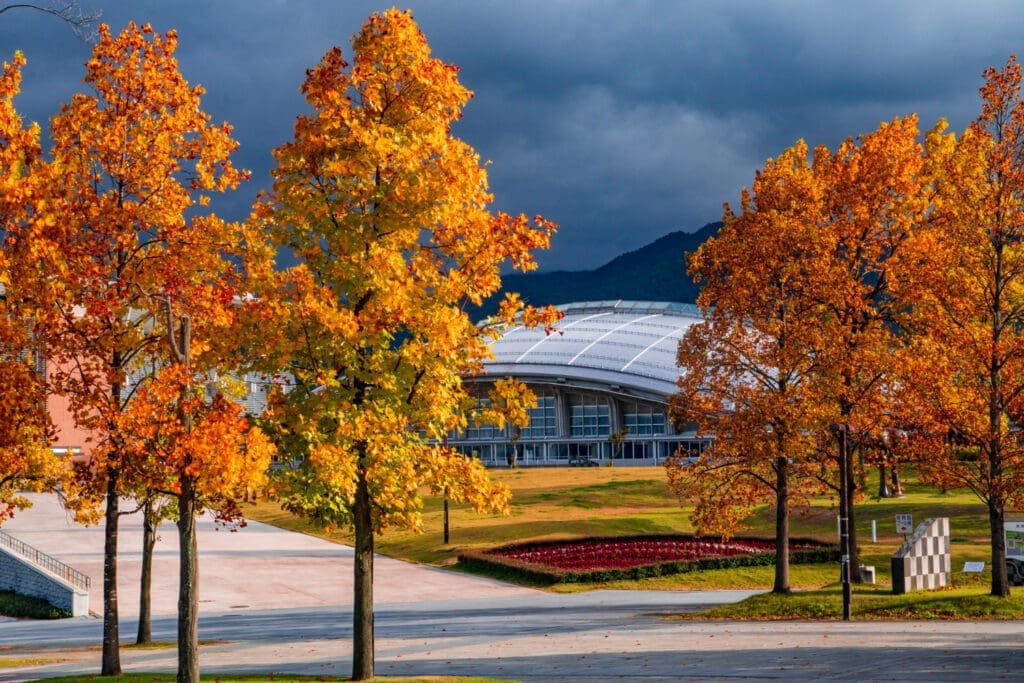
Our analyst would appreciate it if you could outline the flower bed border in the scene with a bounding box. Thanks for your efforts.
[457,534,839,585]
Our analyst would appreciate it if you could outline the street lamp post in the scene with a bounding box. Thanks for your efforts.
[835,422,852,621]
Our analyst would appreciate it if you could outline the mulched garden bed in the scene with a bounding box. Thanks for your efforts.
[458,534,838,585]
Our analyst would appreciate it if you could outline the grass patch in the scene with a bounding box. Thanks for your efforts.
[247,467,688,568]
[245,466,1013,599]
[0,590,71,619]
[0,657,63,668]
[681,584,1024,620]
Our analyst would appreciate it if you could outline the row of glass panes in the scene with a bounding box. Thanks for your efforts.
[624,410,667,435]
[451,439,708,464]
[459,395,669,440]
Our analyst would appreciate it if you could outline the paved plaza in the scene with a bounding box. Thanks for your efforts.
[2,493,1024,681]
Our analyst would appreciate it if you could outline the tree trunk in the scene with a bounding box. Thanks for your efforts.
[990,496,1009,597]
[443,493,449,545]
[877,464,892,498]
[177,481,200,683]
[352,466,375,680]
[890,465,903,497]
[136,498,156,645]
[844,445,862,583]
[772,455,790,593]
[101,469,121,676]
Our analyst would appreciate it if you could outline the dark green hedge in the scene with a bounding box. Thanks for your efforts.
[0,590,72,619]
[457,535,840,585]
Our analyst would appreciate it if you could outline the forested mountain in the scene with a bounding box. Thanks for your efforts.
[479,221,722,317]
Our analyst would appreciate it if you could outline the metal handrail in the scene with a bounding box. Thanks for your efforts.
[0,529,91,592]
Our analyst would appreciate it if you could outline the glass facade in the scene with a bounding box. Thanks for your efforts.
[448,386,706,467]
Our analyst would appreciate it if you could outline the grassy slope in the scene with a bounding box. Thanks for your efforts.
[246,466,998,593]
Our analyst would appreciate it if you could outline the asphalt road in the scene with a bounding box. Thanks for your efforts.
[2,494,1024,681]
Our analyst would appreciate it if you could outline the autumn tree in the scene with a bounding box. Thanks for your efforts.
[670,141,830,593]
[119,358,273,681]
[134,494,173,645]
[0,51,68,520]
[676,118,928,593]
[899,57,1024,596]
[806,115,929,580]
[19,23,249,676]
[249,10,557,680]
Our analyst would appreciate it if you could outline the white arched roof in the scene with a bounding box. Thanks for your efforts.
[484,301,702,402]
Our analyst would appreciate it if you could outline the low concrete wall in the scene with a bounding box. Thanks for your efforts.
[0,545,89,616]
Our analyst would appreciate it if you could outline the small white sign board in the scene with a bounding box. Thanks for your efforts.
[895,514,913,534]
[963,561,985,573]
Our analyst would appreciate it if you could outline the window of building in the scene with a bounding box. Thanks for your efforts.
[465,399,505,440]
[521,395,557,438]
[624,405,667,435]
[570,399,610,437]
[520,442,545,463]
[618,441,651,459]
[656,439,711,461]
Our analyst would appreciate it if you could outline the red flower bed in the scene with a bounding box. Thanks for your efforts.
[488,536,809,571]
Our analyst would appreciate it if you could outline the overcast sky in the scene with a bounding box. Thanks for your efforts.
[3,1,1023,271]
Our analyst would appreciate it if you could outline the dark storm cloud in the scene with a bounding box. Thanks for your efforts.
[4,1,1024,269]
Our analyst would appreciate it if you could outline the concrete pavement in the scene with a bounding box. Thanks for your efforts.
[3,492,536,617]
[2,493,1024,681]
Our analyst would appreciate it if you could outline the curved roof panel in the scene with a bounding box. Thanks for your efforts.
[484,301,702,400]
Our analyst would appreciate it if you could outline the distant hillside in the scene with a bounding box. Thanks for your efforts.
[477,221,722,317]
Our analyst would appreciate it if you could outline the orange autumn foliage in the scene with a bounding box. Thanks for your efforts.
[672,117,929,590]
[898,56,1024,596]
[0,51,69,521]
[14,23,253,676]
[252,9,556,534]
[117,364,273,514]
[246,10,557,679]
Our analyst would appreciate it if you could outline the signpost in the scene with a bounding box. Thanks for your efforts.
[896,514,913,537]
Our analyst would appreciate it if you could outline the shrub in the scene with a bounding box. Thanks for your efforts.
[0,590,72,619]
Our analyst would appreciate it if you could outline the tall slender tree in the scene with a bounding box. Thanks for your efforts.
[670,141,831,593]
[22,23,248,675]
[807,115,929,579]
[674,117,928,590]
[899,57,1024,596]
[251,10,557,679]
[119,357,273,681]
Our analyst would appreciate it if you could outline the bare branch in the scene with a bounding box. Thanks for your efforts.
[0,1,101,41]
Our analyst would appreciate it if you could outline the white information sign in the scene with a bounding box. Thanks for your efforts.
[1005,520,1024,555]
[895,514,913,535]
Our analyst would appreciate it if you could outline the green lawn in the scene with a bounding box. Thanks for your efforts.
[246,465,1000,593]
[683,584,1024,620]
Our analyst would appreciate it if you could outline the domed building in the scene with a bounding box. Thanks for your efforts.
[451,301,709,467]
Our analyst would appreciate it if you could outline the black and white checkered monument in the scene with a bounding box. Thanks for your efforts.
[891,517,951,594]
